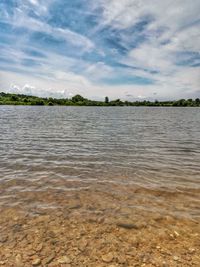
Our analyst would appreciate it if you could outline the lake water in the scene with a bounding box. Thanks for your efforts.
[0,105,200,266]
[0,106,200,218]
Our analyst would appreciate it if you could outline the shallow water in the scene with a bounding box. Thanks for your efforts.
[0,106,200,218]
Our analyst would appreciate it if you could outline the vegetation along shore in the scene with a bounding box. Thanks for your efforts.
[0,92,200,107]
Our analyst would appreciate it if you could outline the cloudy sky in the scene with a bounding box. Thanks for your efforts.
[0,0,200,100]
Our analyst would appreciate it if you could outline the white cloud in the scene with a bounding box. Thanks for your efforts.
[84,62,114,81]
[97,0,200,30]
[95,0,200,99]
[27,0,39,6]
[128,43,173,72]
[2,3,94,52]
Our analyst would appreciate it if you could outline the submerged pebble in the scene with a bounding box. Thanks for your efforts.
[102,252,114,263]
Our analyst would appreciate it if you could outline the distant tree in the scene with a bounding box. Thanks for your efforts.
[105,96,109,104]
[11,95,18,101]
[72,94,85,103]
[176,99,186,106]
[0,91,200,107]
[124,101,130,106]
[35,100,45,105]
[110,99,124,106]
[48,97,54,103]
[195,98,200,106]
[0,92,5,96]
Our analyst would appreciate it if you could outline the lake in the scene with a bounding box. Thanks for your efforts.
[0,105,200,266]
[0,106,200,217]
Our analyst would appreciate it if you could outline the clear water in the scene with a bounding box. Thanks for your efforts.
[0,106,200,214]
[0,105,200,267]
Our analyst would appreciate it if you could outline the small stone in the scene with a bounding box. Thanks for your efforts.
[117,255,126,264]
[102,252,114,263]
[32,258,41,266]
[0,261,5,265]
[78,239,88,251]
[97,217,105,224]
[27,250,36,256]
[68,204,81,209]
[43,253,55,265]
[188,248,196,254]
[173,256,179,261]
[0,235,7,243]
[117,221,139,229]
[15,254,23,267]
[35,243,43,252]
[57,256,72,264]
[141,253,151,263]
[174,231,180,237]
[12,223,22,232]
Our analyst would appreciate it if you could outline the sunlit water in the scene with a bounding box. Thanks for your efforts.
[0,106,200,217]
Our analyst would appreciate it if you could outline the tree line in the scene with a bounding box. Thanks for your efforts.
[0,92,200,107]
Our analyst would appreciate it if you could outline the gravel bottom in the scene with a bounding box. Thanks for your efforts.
[0,183,199,266]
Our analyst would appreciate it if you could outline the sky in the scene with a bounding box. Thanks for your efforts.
[0,0,200,100]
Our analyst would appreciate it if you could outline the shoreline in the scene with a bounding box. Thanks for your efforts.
[1,92,200,107]
[1,104,200,108]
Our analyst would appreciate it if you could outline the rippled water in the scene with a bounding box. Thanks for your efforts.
[0,106,200,215]
[0,106,200,186]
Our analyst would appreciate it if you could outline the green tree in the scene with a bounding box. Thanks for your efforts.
[35,100,45,105]
[195,98,200,106]
[72,94,85,103]
[110,99,124,106]
[11,95,18,101]
[105,96,109,104]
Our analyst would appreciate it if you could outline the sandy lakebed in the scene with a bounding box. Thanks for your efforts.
[0,181,199,267]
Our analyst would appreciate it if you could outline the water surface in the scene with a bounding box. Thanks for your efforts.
[0,106,200,217]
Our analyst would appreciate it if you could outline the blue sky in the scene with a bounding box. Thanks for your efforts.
[0,0,200,100]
